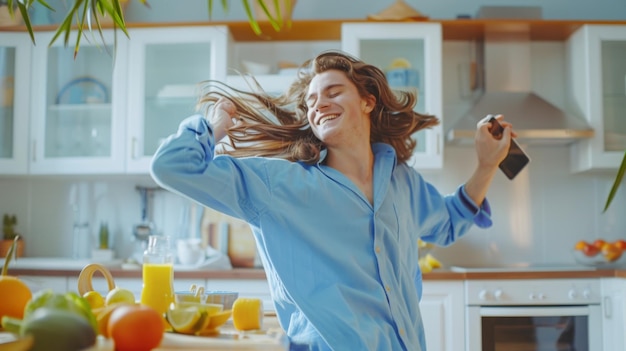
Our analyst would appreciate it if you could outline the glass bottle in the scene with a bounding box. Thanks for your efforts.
[140,235,174,316]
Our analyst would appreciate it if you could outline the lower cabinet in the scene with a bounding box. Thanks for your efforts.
[420,281,465,351]
[601,277,626,351]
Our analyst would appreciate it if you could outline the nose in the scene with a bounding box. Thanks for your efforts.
[313,98,330,112]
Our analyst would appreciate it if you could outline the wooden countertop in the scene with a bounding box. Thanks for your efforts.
[8,267,626,280]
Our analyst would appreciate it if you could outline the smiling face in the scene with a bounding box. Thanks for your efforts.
[305,69,375,148]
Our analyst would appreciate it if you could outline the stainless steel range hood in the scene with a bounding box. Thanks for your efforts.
[447,32,594,145]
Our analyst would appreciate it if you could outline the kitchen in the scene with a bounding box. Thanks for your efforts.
[1,0,626,350]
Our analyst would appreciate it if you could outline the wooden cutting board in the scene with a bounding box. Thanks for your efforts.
[153,329,289,350]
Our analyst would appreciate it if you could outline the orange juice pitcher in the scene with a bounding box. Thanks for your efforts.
[141,235,174,316]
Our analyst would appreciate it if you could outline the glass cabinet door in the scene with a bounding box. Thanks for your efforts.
[342,23,443,169]
[125,26,229,174]
[569,25,626,172]
[0,33,31,175]
[29,30,129,174]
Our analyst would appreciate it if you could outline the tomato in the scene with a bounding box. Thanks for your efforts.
[107,304,164,351]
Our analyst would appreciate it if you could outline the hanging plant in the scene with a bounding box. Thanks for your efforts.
[4,0,292,56]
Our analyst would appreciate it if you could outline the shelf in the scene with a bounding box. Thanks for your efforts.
[6,19,626,42]
[48,103,111,111]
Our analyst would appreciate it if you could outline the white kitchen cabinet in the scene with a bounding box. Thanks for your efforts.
[601,277,626,351]
[29,30,130,174]
[420,281,465,351]
[124,26,229,174]
[342,23,443,169]
[225,41,341,95]
[0,33,31,175]
[568,25,626,172]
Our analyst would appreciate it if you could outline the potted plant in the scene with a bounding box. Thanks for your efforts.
[1,214,24,258]
[4,0,294,55]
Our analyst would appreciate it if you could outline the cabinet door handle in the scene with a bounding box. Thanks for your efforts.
[131,137,138,159]
[604,296,612,318]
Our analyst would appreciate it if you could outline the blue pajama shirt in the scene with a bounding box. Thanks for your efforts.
[151,114,492,350]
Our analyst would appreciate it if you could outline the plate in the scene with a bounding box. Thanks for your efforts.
[55,77,108,104]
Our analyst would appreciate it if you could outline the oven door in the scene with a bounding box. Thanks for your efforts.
[467,305,603,351]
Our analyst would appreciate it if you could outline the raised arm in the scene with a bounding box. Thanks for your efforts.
[464,115,513,206]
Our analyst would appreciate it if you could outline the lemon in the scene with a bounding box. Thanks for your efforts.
[204,309,232,332]
[105,287,135,306]
[389,58,411,69]
[419,257,432,273]
[425,253,442,269]
[83,291,105,309]
[166,305,210,335]
[232,298,263,331]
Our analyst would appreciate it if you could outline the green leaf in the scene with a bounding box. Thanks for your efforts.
[603,150,626,213]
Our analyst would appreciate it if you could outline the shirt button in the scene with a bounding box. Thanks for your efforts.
[375,246,381,253]
[399,328,405,336]
[385,285,391,292]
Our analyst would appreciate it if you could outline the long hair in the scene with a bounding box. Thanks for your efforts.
[197,50,439,164]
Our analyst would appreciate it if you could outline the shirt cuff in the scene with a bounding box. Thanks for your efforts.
[459,185,492,228]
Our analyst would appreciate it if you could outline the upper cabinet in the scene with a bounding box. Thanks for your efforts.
[342,23,443,169]
[0,33,31,175]
[568,25,626,172]
[125,26,229,174]
[29,30,130,174]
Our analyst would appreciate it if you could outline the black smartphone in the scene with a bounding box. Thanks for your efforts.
[488,115,530,180]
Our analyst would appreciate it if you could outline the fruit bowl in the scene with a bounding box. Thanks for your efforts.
[572,249,626,268]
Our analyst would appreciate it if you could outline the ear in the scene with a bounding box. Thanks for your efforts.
[361,95,376,114]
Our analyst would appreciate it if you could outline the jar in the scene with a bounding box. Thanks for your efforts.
[140,235,174,315]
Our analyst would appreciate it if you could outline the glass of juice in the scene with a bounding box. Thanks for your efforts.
[141,235,174,315]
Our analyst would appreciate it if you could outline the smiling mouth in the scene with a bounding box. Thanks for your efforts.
[319,114,340,125]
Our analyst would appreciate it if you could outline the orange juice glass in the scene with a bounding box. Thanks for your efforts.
[140,235,174,316]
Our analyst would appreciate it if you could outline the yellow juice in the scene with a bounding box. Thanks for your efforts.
[140,263,174,315]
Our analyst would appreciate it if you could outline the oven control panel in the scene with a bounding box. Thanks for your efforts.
[465,279,601,305]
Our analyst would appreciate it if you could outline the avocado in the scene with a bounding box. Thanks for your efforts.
[21,308,96,351]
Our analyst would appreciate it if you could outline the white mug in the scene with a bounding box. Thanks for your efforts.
[177,239,205,266]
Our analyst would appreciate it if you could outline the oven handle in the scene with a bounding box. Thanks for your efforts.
[479,306,590,317]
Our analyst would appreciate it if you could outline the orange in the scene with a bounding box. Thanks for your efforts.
[107,304,164,351]
[574,240,588,251]
[0,275,32,320]
[602,242,623,262]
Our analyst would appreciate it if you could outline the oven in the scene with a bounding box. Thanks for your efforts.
[465,279,603,351]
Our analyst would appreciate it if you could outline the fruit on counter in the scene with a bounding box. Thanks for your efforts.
[2,289,98,337]
[0,236,32,321]
[83,291,105,309]
[107,304,164,351]
[574,240,601,257]
[105,286,136,306]
[418,253,442,273]
[601,242,623,262]
[232,298,263,331]
[92,302,136,337]
[574,239,626,262]
[202,309,233,334]
[18,308,96,351]
[166,305,211,335]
